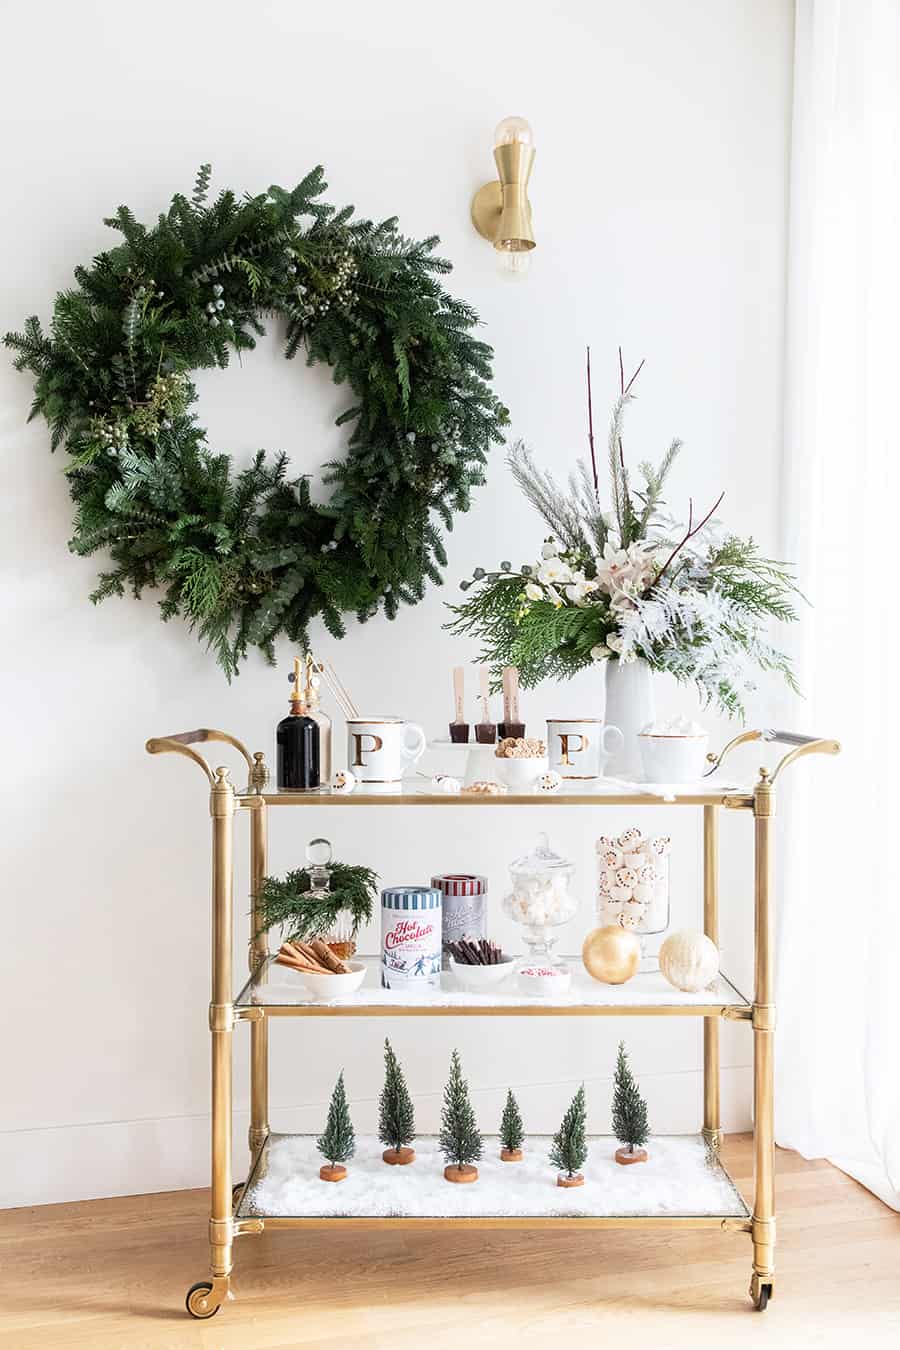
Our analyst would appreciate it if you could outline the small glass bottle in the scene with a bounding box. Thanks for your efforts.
[305,837,356,960]
[276,657,320,791]
[303,655,332,783]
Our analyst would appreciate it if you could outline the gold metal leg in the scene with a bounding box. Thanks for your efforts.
[750,771,776,1305]
[702,805,722,1154]
[198,767,236,1317]
[248,798,270,1157]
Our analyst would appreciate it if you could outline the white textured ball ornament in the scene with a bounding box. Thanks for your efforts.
[331,769,356,794]
[659,929,720,992]
[432,774,461,794]
[538,770,562,792]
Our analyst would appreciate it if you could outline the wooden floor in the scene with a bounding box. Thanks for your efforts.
[1,1136,898,1349]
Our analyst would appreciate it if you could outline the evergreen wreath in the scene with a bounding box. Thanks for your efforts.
[4,165,508,677]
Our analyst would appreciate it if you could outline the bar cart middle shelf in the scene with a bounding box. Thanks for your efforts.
[146,725,839,1321]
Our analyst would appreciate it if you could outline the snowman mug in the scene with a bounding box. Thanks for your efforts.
[546,718,624,780]
[346,718,426,784]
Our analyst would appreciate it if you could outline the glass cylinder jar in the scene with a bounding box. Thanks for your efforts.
[502,832,577,970]
[301,837,357,961]
[595,827,670,968]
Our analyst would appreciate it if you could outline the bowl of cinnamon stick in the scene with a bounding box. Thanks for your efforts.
[275,939,367,1000]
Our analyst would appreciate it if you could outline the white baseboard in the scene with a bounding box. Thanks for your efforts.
[0,1065,751,1209]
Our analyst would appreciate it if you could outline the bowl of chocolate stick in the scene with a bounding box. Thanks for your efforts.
[275,939,367,1000]
[447,938,515,992]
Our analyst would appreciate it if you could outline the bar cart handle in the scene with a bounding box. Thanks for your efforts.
[706,727,840,780]
[146,727,257,785]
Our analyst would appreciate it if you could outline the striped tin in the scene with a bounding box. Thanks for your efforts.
[380,886,442,990]
[431,874,488,968]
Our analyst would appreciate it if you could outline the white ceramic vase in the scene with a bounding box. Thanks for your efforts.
[603,658,656,780]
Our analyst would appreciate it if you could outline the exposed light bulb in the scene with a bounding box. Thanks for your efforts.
[497,246,532,279]
[493,116,534,149]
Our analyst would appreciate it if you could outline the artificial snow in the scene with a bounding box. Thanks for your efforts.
[244,963,746,1010]
[242,1133,748,1220]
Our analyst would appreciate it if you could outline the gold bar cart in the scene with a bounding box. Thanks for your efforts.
[146,725,838,1319]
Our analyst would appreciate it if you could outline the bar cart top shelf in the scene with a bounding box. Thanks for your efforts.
[237,780,752,808]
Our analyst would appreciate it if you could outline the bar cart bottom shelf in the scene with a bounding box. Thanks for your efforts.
[237,1132,750,1224]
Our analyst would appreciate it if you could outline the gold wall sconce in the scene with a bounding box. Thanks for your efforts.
[471,116,535,276]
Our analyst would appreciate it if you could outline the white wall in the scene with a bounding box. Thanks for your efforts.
[0,0,793,1206]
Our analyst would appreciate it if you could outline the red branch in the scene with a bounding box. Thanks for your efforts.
[616,347,646,474]
[586,346,598,495]
[653,490,725,587]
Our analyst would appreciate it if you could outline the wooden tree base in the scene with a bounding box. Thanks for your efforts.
[382,1147,416,1165]
[444,1164,478,1184]
[615,1146,648,1166]
[557,1172,585,1188]
[500,1147,523,1162]
[319,1164,347,1182]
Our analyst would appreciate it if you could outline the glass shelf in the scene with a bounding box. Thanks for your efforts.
[237,779,752,808]
[235,956,750,1018]
[235,1132,750,1226]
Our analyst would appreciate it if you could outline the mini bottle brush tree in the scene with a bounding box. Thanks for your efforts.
[378,1038,416,1165]
[549,1084,588,1188]
[317,1070,355,1182]
[499,1089,525,1162]
[612,1040,650,1165]
[439,1049,483,1183]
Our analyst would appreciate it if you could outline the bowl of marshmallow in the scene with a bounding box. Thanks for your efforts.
[638,717,709,783]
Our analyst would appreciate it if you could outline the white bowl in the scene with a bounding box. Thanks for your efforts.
[494,755,549,792]
[295,960,367,1001]
[638,733,709,783]
[449,955,516,992]
[517,962,572,996]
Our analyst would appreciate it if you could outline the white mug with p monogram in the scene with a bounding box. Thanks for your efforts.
[346,718,426,783]
[546,718,624,780]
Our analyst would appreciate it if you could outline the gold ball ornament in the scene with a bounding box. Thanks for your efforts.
[581,925,640,984]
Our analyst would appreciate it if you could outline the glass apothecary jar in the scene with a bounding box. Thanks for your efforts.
[503,832,578,973]
[303,837,357,961]
[595,827,670,969]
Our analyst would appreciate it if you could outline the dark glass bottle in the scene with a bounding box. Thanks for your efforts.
[277,658,321,790]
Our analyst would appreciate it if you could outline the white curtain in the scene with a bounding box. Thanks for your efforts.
[776,0,900,1207]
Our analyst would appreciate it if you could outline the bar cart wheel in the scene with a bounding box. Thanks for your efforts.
[750,1274,773,1311]
[185,1281,219,1319]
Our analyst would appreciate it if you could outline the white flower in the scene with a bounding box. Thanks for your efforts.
[606,633,624,654]
[524,581,544,601]
[564,571,600,605]
[541,539,559,559]
[590,644,611,662]
[537,558,573,586]
[609,587,639,612]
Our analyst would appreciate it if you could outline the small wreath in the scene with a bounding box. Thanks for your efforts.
[5,165,507,676]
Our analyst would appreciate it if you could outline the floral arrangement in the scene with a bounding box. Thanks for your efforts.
[447,352,801,718]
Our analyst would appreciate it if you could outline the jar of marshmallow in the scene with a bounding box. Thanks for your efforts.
[503,832,577,979]
[596,827,670,969]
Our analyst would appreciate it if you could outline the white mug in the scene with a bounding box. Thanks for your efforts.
[546,718,624,780]
[346,718,426,784]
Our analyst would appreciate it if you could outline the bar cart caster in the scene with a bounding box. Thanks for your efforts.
[750,1272,774,1312]
[185,1275,232,1319]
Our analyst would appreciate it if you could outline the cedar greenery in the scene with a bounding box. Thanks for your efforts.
[549,1083,588,1178]
[438,1049,483,1169]
[378,1038,416,1158]
[499,1089,524,1153]
[317,1071,355,1168]
[611,1041,649,1153]
[4,165,508,677]
[254,861,378,943]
